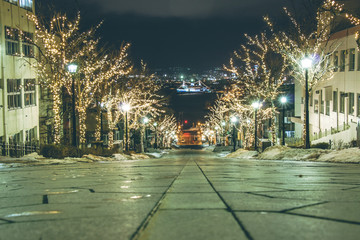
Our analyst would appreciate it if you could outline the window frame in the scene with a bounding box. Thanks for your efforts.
[7,79,22,109]
[339,50,346,72]
[340,92,345,113]
[333,51,339,72]
[5,26,20,56]
[333,91,338,112]
[19,0,33,11]
[24,79,36,107]
[349,48,355,71]
[349,92,355,115]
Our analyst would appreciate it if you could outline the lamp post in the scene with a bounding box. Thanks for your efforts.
[122,103,131,152]
[231,116,238,152]
[215,126,219,145]
[221,121,226,146]
[280,96,287,146]
[153,122,158,149]
[67,63,78,147]
[142,117,149,152]
[301,57,312,149]
[100,102,105,143]
[252,101,261,151]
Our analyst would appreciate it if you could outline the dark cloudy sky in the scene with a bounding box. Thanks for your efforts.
[36,0,329,71]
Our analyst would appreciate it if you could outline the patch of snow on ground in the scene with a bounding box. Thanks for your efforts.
[256,145,360,163]
[258,146,328,161]
[217,151,231,158]
[317,148,360,163]
[226,149,258,159]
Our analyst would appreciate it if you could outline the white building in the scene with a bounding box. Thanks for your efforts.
[0,0,39,146]
[294,25,360,146]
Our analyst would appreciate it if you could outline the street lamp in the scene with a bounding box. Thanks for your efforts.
[67,63,78,147]
[215,126,219,145]
[280,96,287,146]
[252,101,261,151]
[143,117,149,152]
[301,57,312,149]
[100,102,105,143]
[122,103,131,151]
[231,116,238,152]
[221,121,226,146]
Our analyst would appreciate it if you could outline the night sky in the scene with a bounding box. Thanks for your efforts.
[36,0,358,71]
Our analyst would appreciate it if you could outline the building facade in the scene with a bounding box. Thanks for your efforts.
[0,0,39,146]
[294,25,360,146]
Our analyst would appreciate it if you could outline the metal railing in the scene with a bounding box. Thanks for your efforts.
[311,123,351,141]
[0,142,39,158]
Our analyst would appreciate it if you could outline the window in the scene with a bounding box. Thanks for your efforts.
[349,92,354,115]
[5,26,20,56]
[340,92,345,113]
[5,0,18,5]
[320,90,324,114]
[24,79,36,106]
[310,92,313,106]
[326,100,330,116]
[333,91,338,112]
[22,32,34,57]
[314,100,319,113]
[349,48,355,71]
[333,51,338,72]
[340,50,346,72]
[7,79,22,109]
[25,127,37,142]
[357,94,360,117]
[19,0,33,11]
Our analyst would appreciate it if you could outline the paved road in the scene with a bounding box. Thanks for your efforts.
[0,150,360,240]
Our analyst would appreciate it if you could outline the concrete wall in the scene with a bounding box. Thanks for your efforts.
[0,0,39,143]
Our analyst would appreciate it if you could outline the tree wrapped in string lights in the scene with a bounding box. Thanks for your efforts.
[150,115,177,149]
[27,13,87,143]
[224,32,288,145]
[77,43,132,145]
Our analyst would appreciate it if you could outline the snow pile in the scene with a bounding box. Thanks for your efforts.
[226,149,258,159]
[317,148,360,163]
[256,145,360,163]
[257,146,328,161]
[217,151,231,158]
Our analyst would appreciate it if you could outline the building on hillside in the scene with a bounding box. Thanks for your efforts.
[293,25,360,146]
[0,0,39,154]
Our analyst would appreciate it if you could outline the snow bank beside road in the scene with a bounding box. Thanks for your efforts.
[257,146,360,163]
[257,146,328,161]
[0,151,165,167]
[317,148,360,163]
[224,145,360,163]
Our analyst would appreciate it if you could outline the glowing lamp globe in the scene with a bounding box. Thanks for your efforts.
[67,63,78,73]
[122,103,131,112]
[301,58,312,69]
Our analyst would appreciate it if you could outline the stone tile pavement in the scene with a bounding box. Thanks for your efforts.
[0,150,359,239]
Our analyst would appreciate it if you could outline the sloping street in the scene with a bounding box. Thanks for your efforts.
[1,150,360,240]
